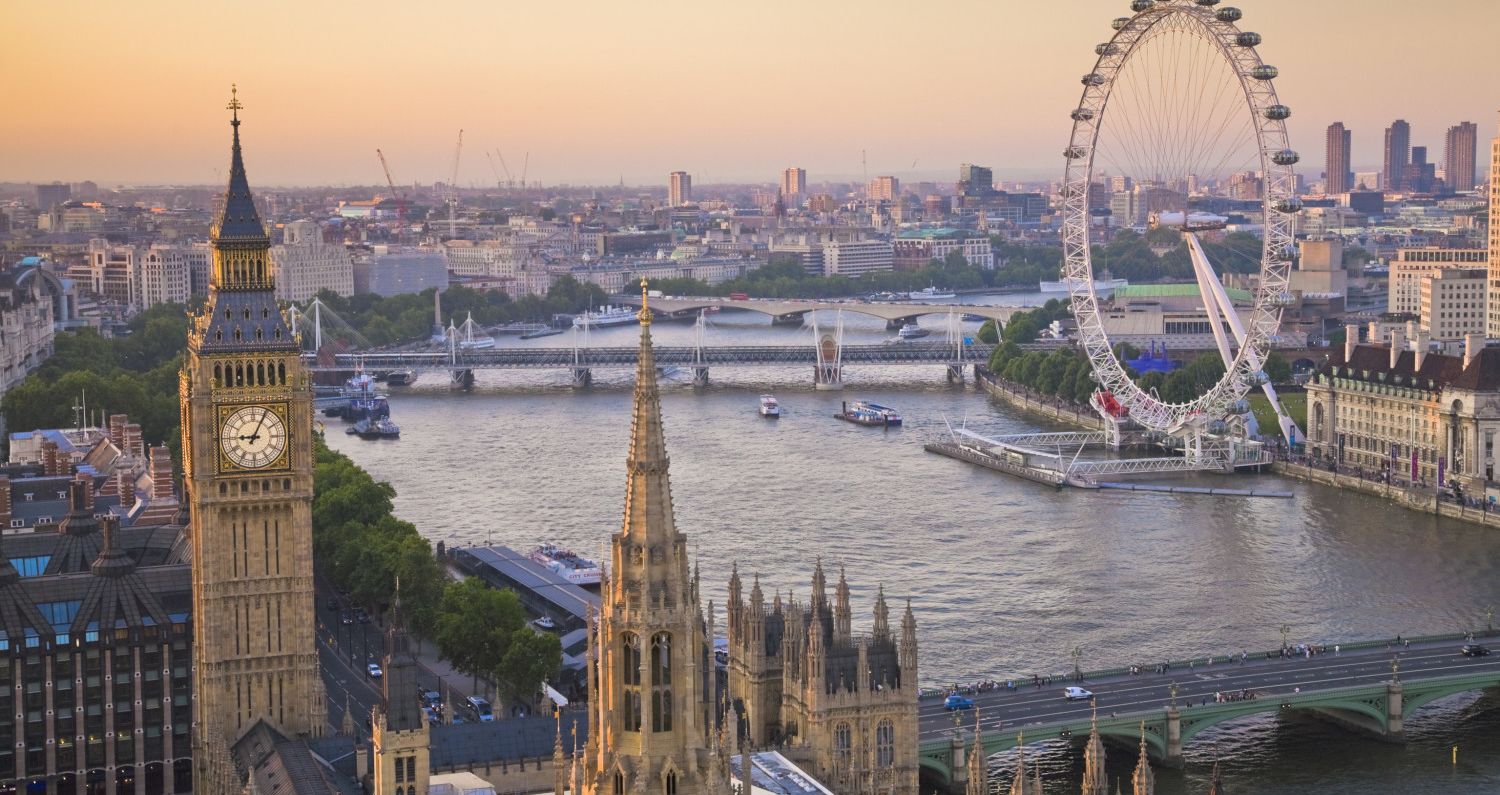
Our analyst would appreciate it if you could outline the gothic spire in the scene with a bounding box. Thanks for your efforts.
[1206,761,1223,795]
[964,711,987,795]
[1132,723,1155,795]
[1082,701,1107,795]
[620,278,677,544]
[214,84,268,244]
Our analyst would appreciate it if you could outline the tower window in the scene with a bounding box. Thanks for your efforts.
[835,723,852,773]
[876,720,894,768]
[666,771,677,795]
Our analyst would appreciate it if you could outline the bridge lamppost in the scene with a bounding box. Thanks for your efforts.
[1169,681,1178,708]
[1279,624,1291,651]
[1071,645,1083,681]
[1486,606,1494,634]
[1390,656,1401,684]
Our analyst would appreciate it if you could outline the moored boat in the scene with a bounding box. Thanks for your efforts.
[355,418,401,439]
[909,286,956,300]
[528,544,602,586]
[897,323,931,339]
[386,370,417,386]
[573,305,640,328]
[759,394,781,418]
[835,400,902,427]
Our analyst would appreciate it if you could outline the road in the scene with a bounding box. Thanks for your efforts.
[918,636,1500,741]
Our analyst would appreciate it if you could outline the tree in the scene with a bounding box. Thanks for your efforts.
[977,320,999,345]
[1262,352,1292,384]
[495,628,562,704]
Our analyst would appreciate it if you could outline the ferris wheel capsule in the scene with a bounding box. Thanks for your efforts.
[1195,0,1220,5]
[1112,17,1132,30]
[1082,73,1107,86]
[1071,108,1096,122]
[1130,0,1154,12]
[1263,104,1291,120]
[1235,32,1261,47]
[1215,6,1242,22]
[1271,149,1299,166]
[1273,198,1303,214]
[1064,146,1088,159]
[1096,43,1120,56]
[1249,65,1278,80]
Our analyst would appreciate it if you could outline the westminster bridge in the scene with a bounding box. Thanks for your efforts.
[917,631,1500,792]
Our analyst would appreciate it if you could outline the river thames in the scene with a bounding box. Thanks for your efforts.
[326,307,1500,793]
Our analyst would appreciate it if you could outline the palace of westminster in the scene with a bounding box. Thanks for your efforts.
[0,93,927,794]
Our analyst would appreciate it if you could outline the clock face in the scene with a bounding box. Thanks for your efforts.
[220,405,288,469]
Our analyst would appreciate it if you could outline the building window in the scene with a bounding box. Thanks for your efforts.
[666,770,678,795]
[876,720,894,768]
[835,722,852,774]
[622,633,641,731]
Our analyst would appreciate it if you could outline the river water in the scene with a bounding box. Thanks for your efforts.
[325,304,1500,793]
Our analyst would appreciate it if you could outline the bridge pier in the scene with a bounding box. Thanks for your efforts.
[571,368,592,388]
[946,735,967,794]
[692,366,710,387]
[1162,706,1184,768]
[946,364,965,384]
[451,369,474,390]
[814,364,842,391]
[1308,681,1406,743]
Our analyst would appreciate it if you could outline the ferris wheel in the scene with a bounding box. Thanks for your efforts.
[1060,0,1302,444]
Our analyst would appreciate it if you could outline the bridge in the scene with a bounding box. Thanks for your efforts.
[314,340,995,388]
[916,631,1500,792]
[615,295,1029,329]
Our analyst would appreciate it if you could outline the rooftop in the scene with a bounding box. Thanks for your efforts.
[1114,283,1253,302]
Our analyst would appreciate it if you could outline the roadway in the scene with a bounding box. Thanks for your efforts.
[917,636,1500,742]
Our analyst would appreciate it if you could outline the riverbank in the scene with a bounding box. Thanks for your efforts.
[974,365,1103,430]
[1272,460,1500,530]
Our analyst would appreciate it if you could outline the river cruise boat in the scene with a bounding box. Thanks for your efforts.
[759,394,781,418]
[528,544,603,586]
[908,286,956,300]
[897,323,931,339]
[323,373,390,421]
[573,306,640,328]
[835,401,902,427]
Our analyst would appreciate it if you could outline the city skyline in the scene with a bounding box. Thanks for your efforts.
[2,0,1496,188]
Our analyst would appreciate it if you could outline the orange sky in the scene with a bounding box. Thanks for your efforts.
[1,0,1495,188]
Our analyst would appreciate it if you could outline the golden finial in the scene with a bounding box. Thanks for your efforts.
[226,84,243,121]
[639,277,652,324]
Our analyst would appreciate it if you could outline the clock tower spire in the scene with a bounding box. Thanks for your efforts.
[185,87,325,789]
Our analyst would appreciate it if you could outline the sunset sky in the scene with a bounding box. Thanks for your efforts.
[2,0,1495,188]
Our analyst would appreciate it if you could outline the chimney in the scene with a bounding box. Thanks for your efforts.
[1367,321,1379,346]
[1465,333,1486,368]
[1405,320,1418,341]
[0,475,10,530]
[122,423,144,458]
[1389,328,1405,369]
[1344,323,1359,361]
[108,414,127,449]
[117,471,136,510]
[149,446,174,500]
[1413,329,1430,370]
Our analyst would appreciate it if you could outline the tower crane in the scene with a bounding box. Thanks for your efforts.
[485,152,504,190]
[519,151,530,191]
[447,129,464,237]
[495,148,514,189]
[375,148,407,245]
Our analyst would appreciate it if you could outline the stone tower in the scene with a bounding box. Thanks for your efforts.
[1131,723,1154,795]
[1082,704,1107,795]
[583,281,727,794]
[185,87,325,786]
[727,562,919,794]
[373,596,430,795]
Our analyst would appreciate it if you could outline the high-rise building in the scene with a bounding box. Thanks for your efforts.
[781,167,807,199]
[1326,122,1352,195]
[1384,120,1411,192]
[183,93,325,787]
[1404,146,1437,193]
[869,175,899,202]
[35,182,70,209]
[1489,115,1500,338]
[271,219,354,301]
[958,163,994,197]
[669,171,692,206]
[1445,121,1479,192]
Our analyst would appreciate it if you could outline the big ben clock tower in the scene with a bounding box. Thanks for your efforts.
[185,87,325,785]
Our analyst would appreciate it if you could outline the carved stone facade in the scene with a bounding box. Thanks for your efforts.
[726,562,919,794]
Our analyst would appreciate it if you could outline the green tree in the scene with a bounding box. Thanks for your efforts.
[1262,352,1292,384]
[976,320,999,345]
[495,628,563,703]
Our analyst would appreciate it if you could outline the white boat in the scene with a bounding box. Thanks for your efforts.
[898,323,931,339]
[528,544,602,586]
[1039,278,1128,293]
[909,286,956,300]
[759,394,781,418]
[573,306,640,328]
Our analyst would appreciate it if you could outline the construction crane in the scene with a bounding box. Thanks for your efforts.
[447,129,464,237]
[375,149,407,245]
[519,151,529,191]
[495,148,514,189]
[485,152,504,190]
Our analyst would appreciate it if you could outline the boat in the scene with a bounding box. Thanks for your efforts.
[528,544,602,586]
[352,418,401,439]
[835,400,902,427]
[759,394,781,418]
[573,305,640,328]
[324,373,390,421]
[1039,278,1128,293]
[386,370,417,387]
[909,286,956,300]
[520,326,564,340]
[898,323,931,339]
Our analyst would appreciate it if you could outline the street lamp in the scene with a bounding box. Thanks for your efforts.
[1486,606,1494,634]
[1390,656,1401,684]
[1071,645,1083,682]
[1279,624,1291,650]
[1169,681,1178,708]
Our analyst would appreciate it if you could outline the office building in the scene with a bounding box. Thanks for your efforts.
[892,229,994,270]
[1404,146,1437,193]
[781,167,807,199]
[669,171,692,206]
[1389,248,1489,315]
[1326,122,1352,195]
[1420,268,1488,342]
[138,247,192,310]
[958,164,994,197]
[1354,171,1382,191]
[35,182,71,209]
[84,240,140,309]
[356,250,450,296]
[1384,120,1411,192]
[869,176,899,202]
[0,268,55,399]
[820,240,894,278]
[270,220,354,301]
[1445,121,1479,192]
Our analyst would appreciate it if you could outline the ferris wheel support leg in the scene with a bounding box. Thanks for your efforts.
[1186,232,1237,370]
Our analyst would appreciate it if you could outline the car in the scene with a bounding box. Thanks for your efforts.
[367,663,383,678]
[419,689,442,708]
[340,611,353,625]
[1462,644,1490,657]
[533,616,556,630]
[943,694,974,711]
[1063,687,1093,701]
[422,706,439,724]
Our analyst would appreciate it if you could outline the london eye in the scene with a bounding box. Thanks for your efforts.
[1059,0,1302,444]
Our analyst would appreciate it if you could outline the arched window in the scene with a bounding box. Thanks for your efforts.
[257,362,265,385]
[651,688,672,732]
[278,362,286,384]
[666,770,678,795]
[622,633,642,731]
[614,771,625,794]
[834,722,852,773]
[876,719,894,768]
[652,633,671,685]
[213,364,222,388]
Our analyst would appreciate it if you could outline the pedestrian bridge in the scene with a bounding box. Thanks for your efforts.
[916,632,1500,792]
[618,295,1029,328]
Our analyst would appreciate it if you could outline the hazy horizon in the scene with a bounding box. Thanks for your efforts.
[3,0,1495,189]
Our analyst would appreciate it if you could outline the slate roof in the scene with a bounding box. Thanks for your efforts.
[234,721,363,795]
[428,712,586,770]
[1320,343,1500,393]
